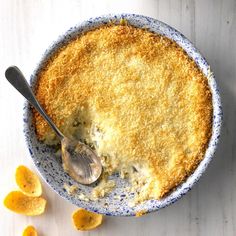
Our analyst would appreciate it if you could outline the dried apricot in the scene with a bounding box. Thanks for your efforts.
[15,165,42,197]
[22,225,38,236]
[72,208,103,231]
[4,191,46,216]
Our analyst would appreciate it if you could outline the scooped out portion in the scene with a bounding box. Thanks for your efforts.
[34,23,212,202]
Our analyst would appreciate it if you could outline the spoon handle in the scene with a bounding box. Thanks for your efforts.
[5,66,64,139]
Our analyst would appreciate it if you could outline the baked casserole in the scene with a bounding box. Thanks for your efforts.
[33,24,212,203]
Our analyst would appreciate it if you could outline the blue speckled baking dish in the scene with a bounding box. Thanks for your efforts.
[23,14,222,216]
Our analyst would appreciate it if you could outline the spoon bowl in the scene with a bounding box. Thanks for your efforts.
[61,137,102,185]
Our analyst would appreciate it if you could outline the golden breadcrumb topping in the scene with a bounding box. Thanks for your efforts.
[34,24,212,201]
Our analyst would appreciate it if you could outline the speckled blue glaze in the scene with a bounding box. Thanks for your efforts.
[23,14,223,216]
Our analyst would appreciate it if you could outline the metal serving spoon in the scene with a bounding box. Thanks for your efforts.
[5,66,102,185]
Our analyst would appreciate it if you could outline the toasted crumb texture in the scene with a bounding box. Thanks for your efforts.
[63,183,78,195]
[91,179,115,199]
[34,24,212,200]
[135,210,147,217]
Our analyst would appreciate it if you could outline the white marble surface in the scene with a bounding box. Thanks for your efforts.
[0,0,235,235]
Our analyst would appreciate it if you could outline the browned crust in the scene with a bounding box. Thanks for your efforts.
[33,24,212,199]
